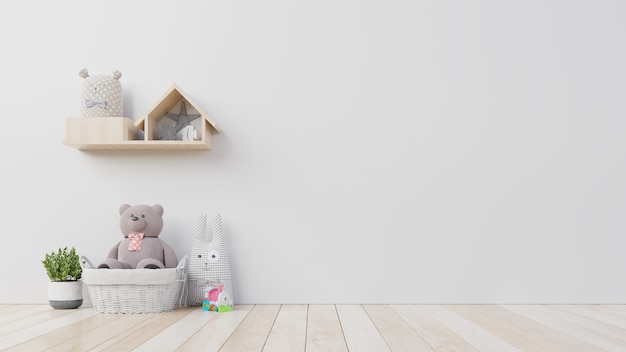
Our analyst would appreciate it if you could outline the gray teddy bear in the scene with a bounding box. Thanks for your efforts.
[98,204,178,269]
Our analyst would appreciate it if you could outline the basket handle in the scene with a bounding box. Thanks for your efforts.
[177,255,188,270]
[80,255,95,269]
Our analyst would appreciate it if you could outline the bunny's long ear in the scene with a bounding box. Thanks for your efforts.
[193,214,208,242]
[211,214,223,245]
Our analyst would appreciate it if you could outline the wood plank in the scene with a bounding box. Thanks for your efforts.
[502,305,626,352]
[604,305,626,314]
[448,305,604,352]
[555,305,626,330]
[0,307,75,337]
[598,305,626,319]
[306,305,348,352]
[176,305,253,352]
[0,305,46,317]
[263,304,308,352]
[391,305,479,352]
[516,305,626,343]
[133,307,218,351]
[0,305,50,326]
[219,304,281,352]
[94,307,194,352]
[364,304,435,352]
[0,308,97,350]
[45,312,156,351]
[336,304,391,352]
[3,312,121,352]
[419,305,520,352]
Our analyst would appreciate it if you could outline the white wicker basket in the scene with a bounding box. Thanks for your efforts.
[80,255,188,314]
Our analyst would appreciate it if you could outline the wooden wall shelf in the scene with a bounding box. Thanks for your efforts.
[63,85,220,151]
[63,139,213,151]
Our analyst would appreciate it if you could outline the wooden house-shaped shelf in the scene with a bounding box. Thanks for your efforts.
[135,84,221,150]
[63,84,220,150]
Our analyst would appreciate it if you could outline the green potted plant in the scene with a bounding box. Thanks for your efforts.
[42,246,83,309]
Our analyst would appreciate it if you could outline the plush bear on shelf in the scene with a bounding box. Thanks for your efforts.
[98,204,178,269]
[79,68,123,117]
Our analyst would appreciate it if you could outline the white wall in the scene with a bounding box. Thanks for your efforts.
[1,0,625,304]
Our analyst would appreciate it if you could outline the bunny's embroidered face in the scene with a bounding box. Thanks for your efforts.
[188,214,233,306]
[79,69,123,117]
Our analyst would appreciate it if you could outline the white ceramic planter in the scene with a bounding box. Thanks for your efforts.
[48,281,83,309]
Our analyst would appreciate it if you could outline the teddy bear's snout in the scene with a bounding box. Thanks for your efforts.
[129,218,146,232]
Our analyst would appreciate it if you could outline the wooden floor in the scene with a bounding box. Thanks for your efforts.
[0,304,625,351]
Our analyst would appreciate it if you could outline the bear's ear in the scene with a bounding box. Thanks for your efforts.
[152,204,164,216]
[119,204,131,215]
[79,69,89,79]
[112,70,122,80]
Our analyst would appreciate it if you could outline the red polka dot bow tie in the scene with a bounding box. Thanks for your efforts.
[128,233,144,251]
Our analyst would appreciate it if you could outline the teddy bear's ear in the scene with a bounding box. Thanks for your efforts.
[112,70,122,80]
[79,69,89,79]
[152,204,164,216]
[119,204,131,215]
